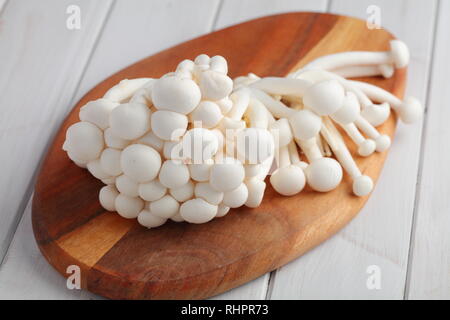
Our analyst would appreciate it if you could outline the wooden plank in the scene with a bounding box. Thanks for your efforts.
[407,0,450,300]
[212,0,329,300]
[0,0,220,300]
[269,0,437,299]
[0,0,113,262]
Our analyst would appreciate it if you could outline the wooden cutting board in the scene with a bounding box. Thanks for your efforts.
[32,12,405,300]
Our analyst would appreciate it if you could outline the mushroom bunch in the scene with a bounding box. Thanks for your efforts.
[63,40,422,228]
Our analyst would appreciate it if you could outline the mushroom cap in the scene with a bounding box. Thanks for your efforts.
[210,157,245,192]
[199,70,233,101]
[190,101,223,128]
[115,174,140,197]
[236,128,274,164]
[353,175,373,196]
[245,178,266,208]
[245,164,262,178]
[151,76,201,114]
[217,97,233,114]
[109,103,151,140]
[361,102,391,127]
[135,131,164,152]
[79,98,118,130]
[358,139,377,157]
[194,182,224,205]
[170,212,185,222]
[176,59,195,73]
[170,180,195,202]
[210,55,228,74]
[194,54,210,66]
[104,127,130,150]
[330,91,360,125]
[303,79,345,116]
[100,148,122,176]
[137,209,167,228]
[65,122,104,161]
[398,96,423,124]
[163,141,183,160]
[87,160,112,180]
[159,160,190,189]
[269,118,293,147]
[138,179,167,201]
[99,185,119,212]
[389,40,410,68]
[151,110,188,141]
[223,183,249,208]
[181,128,219,163]
[115,194,144,219]
[375,134,391,152]
[216,204,230,218]
[189,159,213,182]
[149,195,180,219]
[305,158,343,192]
[180,198,218,224]
[120,144,161,183]
[289,109,322,140]
[270,165,306,196]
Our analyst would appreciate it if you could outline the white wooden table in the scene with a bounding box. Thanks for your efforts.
[0,0,448,300]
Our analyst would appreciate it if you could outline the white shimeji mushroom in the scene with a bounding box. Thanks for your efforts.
[64,47,422,226]
[109,102,151,140]
[295,136,342,193]
[115,174,140,197]
[159,160,190,189]
[104,78,152,103]
[189,158,214,182]
[331,64,394,79]
[87,159,112,181]
[104,128,130,150]
[138,180,167,202]
[300,40,410,72]
[79,99,119,130]
[120,144,161,183]
[223,183,248,208]
[169,181,195,202]
[270,143,306,196]
[138,209,167,228]
[135,131,164,152]
[115,194,144,219]
[321,117,374,196]
[180,198,218,224]
[100,148,122,177]
[64,122,104,162]
[181,128,219,163]
[99,185,119,212]
[149,195,180,219]
[245,178,266,208]
[210,157,245,192]
[151,75,201,114]
[151,110,188,141]
[190,101,223,128]
[216,204,230,218]
[194,182,224,205]
[348,80,423,124]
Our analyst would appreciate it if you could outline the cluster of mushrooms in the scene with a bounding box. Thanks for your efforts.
[63,40,422,228]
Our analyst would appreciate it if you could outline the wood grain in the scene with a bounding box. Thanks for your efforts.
[32,13,405,299]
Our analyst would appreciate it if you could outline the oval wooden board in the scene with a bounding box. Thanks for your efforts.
[33,12,405,300]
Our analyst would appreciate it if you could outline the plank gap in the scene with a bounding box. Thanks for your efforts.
[403,0,441,300]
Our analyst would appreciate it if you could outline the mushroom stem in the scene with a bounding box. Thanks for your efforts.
[300,40,409,71]
[332,64,394,79]
[250,88,296,118]
[250,77,312,97]
[321,117,373,196]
